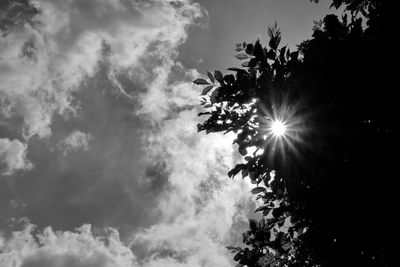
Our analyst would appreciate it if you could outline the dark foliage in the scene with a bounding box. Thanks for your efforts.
[195,0,399,266]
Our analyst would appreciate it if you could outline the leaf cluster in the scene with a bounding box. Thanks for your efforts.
[194,21,311,267]
[194,0,399,266]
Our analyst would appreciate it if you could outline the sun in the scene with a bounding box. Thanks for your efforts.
[270,120,287,137]
[254,94,309,164]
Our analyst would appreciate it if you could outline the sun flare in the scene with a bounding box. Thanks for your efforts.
[253,95,310,164]
[270,120,287,137]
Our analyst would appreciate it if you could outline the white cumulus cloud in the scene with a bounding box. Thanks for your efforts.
[132,61,253,266]
[0,224,137,267]
[57,130,92,155]
[0,138,32,175]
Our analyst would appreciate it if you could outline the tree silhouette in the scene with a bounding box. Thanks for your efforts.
[195,0,399,266]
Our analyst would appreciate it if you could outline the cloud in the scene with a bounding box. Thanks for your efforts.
[0,0,203,146]
[0,138,32,175]
[0,224,137,267]
[57,130,92,155]
[0,0,255,266]
[0,0,205,236]
[132,61,254,266]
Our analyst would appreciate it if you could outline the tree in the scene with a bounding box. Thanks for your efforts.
[194,0,399,266]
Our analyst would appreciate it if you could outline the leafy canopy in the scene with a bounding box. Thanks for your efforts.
[194,0,399,266]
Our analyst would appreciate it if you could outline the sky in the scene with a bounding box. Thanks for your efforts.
[0,0,334,266]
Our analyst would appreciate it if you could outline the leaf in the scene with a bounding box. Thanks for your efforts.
[201,85,214,95]
[263,175,270,187]
[210,87,219,103]
[226,246,242,253]
[266,50,276,60]
[277,218,285,227]
[226,246,241,252]
[214,70,224,83]
[263,47,268,57]
[241,61,249,67]
[251,187,266,194]
[233,252,241,261]
[238,145,247,156]
[297,227,305,235]
[263,208,271,216]
[241,168,249,178]
[254,205,270,213]
[235,53,249,60]
[235,47,243,52]
[248,58,258,68]
[224,74,235,84]
[228,164,245,178]
[249,169,259,181]
[269,36,279,50]
[253,39,264,60]
[245,43,254,55]
[193,78,209,85]
[282,242,291,251]
[207,71,215,84]
[227,67,246,72]
[290,51,299,60]
[244,156,252,161]
[267,27,273,38]
[279,46,287,62]
[272,207,284,218]
[249,219,258,232]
